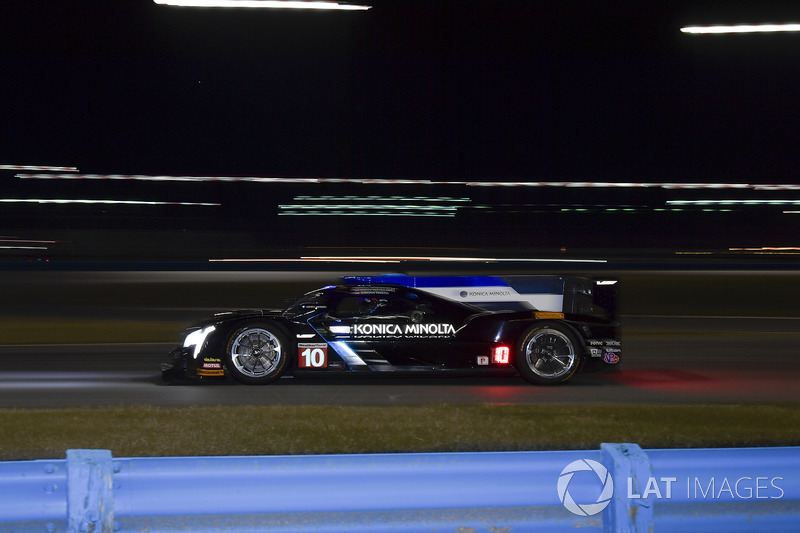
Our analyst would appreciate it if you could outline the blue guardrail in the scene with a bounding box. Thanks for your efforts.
[0,444,798,532]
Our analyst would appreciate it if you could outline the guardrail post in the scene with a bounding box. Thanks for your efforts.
[601,443,653,533]
[66,449,114,533]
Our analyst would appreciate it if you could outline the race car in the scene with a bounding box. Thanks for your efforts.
[162,275,620,385]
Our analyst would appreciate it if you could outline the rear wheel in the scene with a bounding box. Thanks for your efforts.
[224,323,289,385]
[516,322,581,385]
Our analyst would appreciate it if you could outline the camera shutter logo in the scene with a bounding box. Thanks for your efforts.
[557,459,614,516]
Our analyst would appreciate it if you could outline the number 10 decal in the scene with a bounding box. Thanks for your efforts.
[298,343,328,368]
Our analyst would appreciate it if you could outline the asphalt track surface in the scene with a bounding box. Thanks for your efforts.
[1,269,799,408]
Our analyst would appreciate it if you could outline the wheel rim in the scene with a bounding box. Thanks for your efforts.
[230,328,282,378]
[524,328,576,379]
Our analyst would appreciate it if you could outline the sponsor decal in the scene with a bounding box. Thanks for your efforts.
[459,290,513,298]
[351,286,396,295]
[197,368,224,376]
[589,348,603,358]
[298,343,328,368]
[351,323,455,338]
[198,357,224,376]
[534,312,565,320]
[603,352,620,364]
[588,339,621,348]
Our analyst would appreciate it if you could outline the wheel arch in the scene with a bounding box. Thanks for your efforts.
[206,317,296,362]
[506,319,587,362]
[512,319,587,385]
[221,318,296,385]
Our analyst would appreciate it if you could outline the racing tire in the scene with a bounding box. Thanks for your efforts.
[516,322,581,385]
[224,322,289,385]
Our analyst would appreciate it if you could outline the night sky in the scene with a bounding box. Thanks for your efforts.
[3,0,800,185]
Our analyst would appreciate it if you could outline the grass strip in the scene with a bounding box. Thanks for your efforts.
[1,403,798,461]
[0,317,184,344]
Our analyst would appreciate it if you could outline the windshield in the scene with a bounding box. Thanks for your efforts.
[282,289,331,318]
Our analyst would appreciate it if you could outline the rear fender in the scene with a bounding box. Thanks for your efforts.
[497,317,588,364]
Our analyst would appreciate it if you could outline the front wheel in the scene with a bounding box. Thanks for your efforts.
[516,322,581,385]
[224,323,289,385]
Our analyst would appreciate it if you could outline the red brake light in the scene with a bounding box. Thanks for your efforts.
[493,346,510,364]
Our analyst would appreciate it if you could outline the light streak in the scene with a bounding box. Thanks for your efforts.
[1,165,78,172]
[660,183,750,189]
[18,174,800,191]
[729,247,800,252]
[668,200,800,206]
[210,256,607,264]
[278,202,460,217]
[293,195,470,202]
[306,255,492,262]
[0,199,219,206]
[209,258,403,263]
[0,237,56,251]
[279,195,469,217]
[17,174,428,184]
[755,185,800,191]
[154,0,371,10]
[279,204,458,211]
[675,251,716,255]
[279,211,455,217]
[681,24,800,34]
[0,239,57,244]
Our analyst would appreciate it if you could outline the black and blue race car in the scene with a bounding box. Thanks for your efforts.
[162,275,620,385]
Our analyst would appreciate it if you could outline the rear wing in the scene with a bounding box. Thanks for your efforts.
[342,275,617,320]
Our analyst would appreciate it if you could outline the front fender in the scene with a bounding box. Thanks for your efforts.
[202,316,295,358]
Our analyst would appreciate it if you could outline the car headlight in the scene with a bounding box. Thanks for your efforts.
[183,325,215,359]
